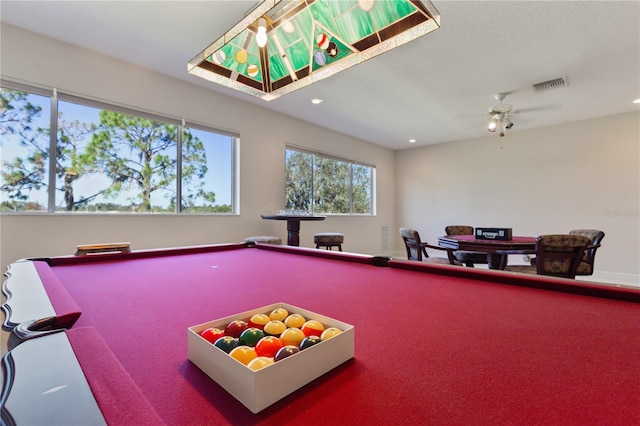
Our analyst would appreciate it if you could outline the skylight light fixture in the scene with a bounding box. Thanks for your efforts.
[188,0,440,101]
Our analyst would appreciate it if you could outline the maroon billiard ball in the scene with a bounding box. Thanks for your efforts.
[274,345,300,362]
[254,336,284,358]
[299,335,322,350]
[213,336,239,354]
[239,327,265,347]
[199,327,225,344]
[224,320,248,338]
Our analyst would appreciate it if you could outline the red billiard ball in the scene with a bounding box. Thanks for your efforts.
[301,320,325,337]
[274,345,300,362]
[199,327,225,344]
[299,335,322,350]
[213,336,239,353]
[247,314,270,330]
[239,327,264,347]
[254,336,284,358]
[225,320,248,338]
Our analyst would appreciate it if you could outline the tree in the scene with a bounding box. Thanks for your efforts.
[285,150,313,211]
[0,89,48,208]
[86,111,215,212]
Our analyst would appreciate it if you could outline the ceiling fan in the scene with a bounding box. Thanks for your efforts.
[487,92,516,136]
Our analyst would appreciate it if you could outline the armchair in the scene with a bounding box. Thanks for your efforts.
[444,225,489,267]
[400,228,459,265]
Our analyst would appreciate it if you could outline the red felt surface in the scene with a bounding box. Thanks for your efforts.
[45,248,640,425]
[66,326,165,426]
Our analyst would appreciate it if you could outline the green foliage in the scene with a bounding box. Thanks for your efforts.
[1,87,222,213]
[0,89,48,208]
[284,148,372,214]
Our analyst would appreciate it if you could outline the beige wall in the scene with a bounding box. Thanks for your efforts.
[1,25,638,287]
[395,112,640,286]
[0,25,396,273]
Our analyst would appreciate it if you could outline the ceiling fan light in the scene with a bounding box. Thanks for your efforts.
[488,119,498,132]
[504,118,513,129]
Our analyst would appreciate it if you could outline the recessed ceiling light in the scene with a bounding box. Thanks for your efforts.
[409,139,416,143]
[633,98,640,104]
[311,98,323,105]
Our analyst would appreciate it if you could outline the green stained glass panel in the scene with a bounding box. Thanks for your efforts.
[287,39,309,70]
[335,7,375,43]
[372,0,417,29]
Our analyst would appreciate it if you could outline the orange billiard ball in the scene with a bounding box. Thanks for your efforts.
[255,336,284,358]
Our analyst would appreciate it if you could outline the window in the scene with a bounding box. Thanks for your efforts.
[285,146,374,215]
[1,84,236,213]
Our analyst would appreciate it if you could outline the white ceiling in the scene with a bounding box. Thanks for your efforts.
[1,1,639,150]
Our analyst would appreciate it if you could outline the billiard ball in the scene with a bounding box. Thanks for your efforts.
[299,335,322,350]
[213,336,239,353]
[269,308,289,321]
[199,327,225,344]
[255,336,284,358]
[284,314,306,328]
[224,320,248,338]
[320,327,342,340]
[239,327,265,347]
[280,327,306,347]
[263,320,286,336]
[247,356,274,371]
[274,345,300,362]
[301,320,325,337]
[229,346,258,366]
[248,314,270,330]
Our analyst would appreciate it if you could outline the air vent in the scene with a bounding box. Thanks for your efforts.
[533,77,567,92]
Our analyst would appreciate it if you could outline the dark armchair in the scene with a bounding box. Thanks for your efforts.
[400,228,459,265]
[444,225,489,267]
[569,229,605,276]
[504,234,590,279]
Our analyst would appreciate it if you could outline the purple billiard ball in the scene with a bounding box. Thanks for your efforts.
[274,345,300,362]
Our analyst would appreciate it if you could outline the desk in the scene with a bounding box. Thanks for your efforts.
[2,244,639,425]
[438,234,536,269]
[261,214,326,246]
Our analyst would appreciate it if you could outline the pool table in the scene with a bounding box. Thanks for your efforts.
[2,243,639,425]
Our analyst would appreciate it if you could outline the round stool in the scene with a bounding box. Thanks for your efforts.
[314,233,344,251]
[243,236,282,245]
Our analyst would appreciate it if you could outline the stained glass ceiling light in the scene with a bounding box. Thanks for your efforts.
[187,0,441,101]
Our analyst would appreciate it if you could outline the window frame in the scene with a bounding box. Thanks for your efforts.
[1,81,238,215]
[285,144,375,216]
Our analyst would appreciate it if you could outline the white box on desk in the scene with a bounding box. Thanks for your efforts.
[187,302,355,413]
